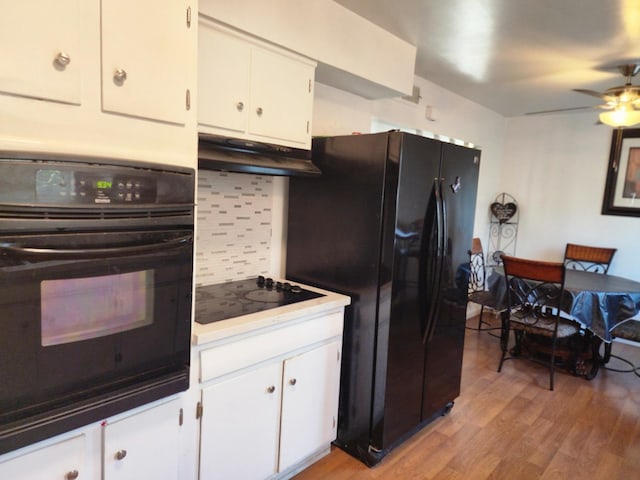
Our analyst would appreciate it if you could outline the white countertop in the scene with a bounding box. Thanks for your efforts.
[191,281,351,346]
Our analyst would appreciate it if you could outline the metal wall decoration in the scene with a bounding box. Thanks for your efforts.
[487,192,519,266]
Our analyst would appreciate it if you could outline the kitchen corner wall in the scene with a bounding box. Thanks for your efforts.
[195,170,276,285]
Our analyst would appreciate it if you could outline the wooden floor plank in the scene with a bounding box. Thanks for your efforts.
[294,315,640,480]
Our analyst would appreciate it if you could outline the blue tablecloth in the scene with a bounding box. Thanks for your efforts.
[487,268,640,342]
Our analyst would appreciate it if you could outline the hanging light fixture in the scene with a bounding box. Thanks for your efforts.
[572,64,640,127]
[599,105,640,127]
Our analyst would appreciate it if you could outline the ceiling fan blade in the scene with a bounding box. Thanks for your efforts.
[525,105,595,115]
[572,88,607,99]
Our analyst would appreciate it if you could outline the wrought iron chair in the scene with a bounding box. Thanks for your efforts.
[563,243,617,273]
[467,237,499,331]
[564,243,618,364]
[498,255,581,390]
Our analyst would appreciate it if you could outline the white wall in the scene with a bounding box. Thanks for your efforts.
[501,112,640,281]
[276,74,640,284]
[310,76,507,250]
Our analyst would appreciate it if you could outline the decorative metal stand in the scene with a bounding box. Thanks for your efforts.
[487,193,518,266]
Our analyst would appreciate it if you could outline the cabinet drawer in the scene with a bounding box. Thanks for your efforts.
[199,311,343,383]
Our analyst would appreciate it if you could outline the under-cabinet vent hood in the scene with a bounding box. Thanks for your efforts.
[198,134,321,177]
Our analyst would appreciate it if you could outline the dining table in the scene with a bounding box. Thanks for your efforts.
[487,267,640,343]
[486,266,640,378]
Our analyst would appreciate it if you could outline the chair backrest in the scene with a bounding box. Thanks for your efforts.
[468,237,487,293]
[563,243,616,274]
[501,254,566,313]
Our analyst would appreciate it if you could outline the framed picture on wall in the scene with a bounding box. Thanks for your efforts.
[602,127,640,217]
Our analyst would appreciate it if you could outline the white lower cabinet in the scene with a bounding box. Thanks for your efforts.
[200,362,282,479]
[103,398,182,480]
[0,397,184,480]
[279,341,341,473]
[196,311,344,480]
[0,433,88,480]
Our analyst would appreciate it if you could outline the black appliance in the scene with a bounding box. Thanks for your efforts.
[195,276,325,324]
[198,133,321,177]
[286,132,480,465]
[0,154,195,454]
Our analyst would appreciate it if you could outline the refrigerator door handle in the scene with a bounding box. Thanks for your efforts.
[421,178,443,344]
[425,179,447,343]
[424,178,446,343]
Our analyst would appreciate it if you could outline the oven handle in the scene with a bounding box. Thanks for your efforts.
[0,235,192,259]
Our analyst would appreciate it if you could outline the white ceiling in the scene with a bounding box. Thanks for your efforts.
[334,0,640,117]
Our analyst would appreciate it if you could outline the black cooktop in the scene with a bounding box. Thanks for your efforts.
[195,276,325,325]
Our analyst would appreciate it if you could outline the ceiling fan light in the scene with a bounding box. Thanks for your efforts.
[599,109,640,127]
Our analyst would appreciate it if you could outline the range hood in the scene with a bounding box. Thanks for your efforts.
[198,134,321,177]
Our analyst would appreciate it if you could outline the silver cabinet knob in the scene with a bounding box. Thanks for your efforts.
[256,107,263,116]
[113,68,127,84]
[236,101,244,112]
[54,52,71,68]
[289,378,297,386]
[266,385,275,394]
[65,470,79,480]
[115,449,127,461]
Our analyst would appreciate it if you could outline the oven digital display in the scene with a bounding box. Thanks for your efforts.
[95,180,113,189]
[40,270,155,346]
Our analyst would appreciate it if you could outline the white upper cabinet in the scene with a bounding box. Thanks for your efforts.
[0,0,81,105]
[0,0,197,169]
[101,0,191,125]
[198,18,316,149]
[198,22,250,133]
[249,48,314,145]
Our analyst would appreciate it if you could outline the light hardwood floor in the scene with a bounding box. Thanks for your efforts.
[294,315,640,480]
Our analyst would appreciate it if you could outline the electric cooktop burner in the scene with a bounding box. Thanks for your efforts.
[195,276,325,325]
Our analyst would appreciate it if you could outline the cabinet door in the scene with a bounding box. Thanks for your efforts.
[279,340,341,472]
[200,362,282,480]
[101,0,191,124]
[103,398,181,480]
[249,48,314,145]
[0,0,81,104]
[0,434,88,480]
[198,20,250,133]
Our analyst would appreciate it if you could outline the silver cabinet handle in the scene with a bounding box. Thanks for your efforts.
[65,470,79,480]
[266,385,275,394]
[55,52,71,67]
[115,449,127,461]
[289,378,297,386]
[113,68,127,83]
[236,101,244,112]
[256,107,263,116]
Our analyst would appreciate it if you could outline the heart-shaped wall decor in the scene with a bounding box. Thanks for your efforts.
[490,202,517,223]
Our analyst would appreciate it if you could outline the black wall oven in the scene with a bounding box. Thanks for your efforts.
[0,155,195,454]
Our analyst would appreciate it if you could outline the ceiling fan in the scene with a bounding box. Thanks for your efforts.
[528,63,640,126]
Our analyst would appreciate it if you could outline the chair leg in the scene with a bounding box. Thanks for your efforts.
[549,338,556,391]
[497,311,509,372]
[477,305,485,329]
[602,341,612,364]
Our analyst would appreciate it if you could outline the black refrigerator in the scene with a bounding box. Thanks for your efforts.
[286,131,480,466]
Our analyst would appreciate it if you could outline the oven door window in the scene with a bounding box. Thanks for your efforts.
[41,270,155,346]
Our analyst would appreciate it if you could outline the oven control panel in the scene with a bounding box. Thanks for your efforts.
[35,169,157,204]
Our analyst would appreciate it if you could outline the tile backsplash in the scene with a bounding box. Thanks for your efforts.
[195,170,273,285]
